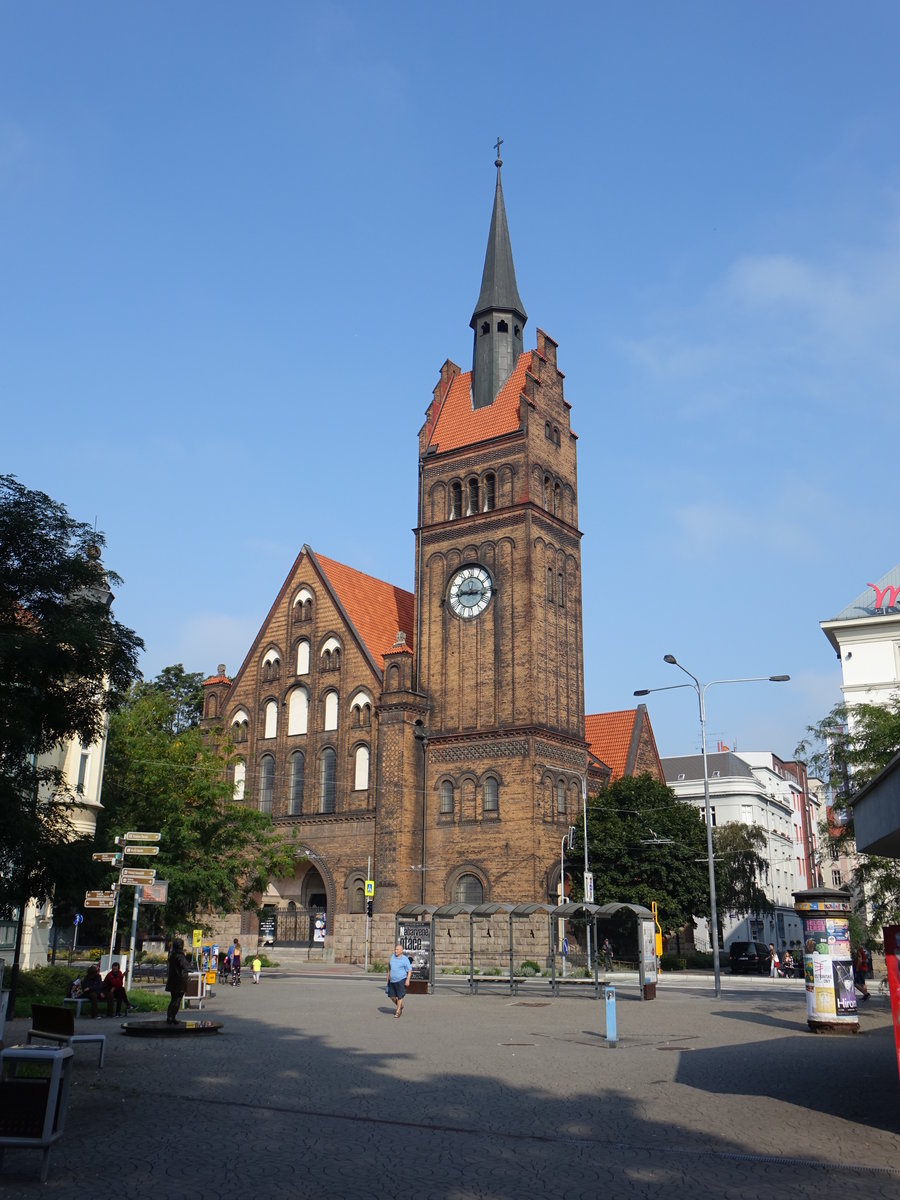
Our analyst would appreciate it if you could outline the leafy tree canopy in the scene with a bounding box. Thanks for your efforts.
[712,822,773,920]
[796,697,900,930]
[0,475,143,912]
[99,669,297,933]
[567,774,709,935]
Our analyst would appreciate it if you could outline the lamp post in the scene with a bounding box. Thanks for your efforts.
[635,655,789,998]
[414,724,429,905]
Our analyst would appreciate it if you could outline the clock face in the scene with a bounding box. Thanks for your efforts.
[448,566,493,618]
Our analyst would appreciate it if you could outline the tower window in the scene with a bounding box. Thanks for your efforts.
[466,477,479,516]
[556,779,566,814]
[514,325,520,337]
[547,567,554,601]
[497,319,508,333]
[481,322,490,335]
[483,777,499,813]
[545,422,551,440]
[319,747,336,813]
[482,473,495,512]
[553,483,561,516]
[558,572,565,608]
[553,427,560,446]
[440,780,454,815]
[450,482,462,520]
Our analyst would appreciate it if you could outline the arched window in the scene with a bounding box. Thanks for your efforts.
[350,883,365,914]
[466,477,479,516]
[290,751,304,815]
[296,640,310,675]
[233,758,246,801]
[547,567,554,601]
[482,473,495,512]
[483,777,499,813]
[288,688,308,736]
[543,474,551,508]
[262,648,281,681]
[545,421,551,439]
[497,319,508,333]
[388,664,400,690]
[294,588,313,622]
[553,426,561,446]
[553,483,561,516]
[360,703,371,727]
[264,700,278,739]
[319,748,336,813]
[259,755,274,814]
[440,780,454,815]
[558,572,565,608]
[231,711,249,744]
[455,874,484,904]
[324,690,338,731]
[206,693,218,719]
[556,779,566,815]
[450,482,462,520]
[354,745,369,791]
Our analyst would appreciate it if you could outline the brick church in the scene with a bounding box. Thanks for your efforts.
[200,155,661,958]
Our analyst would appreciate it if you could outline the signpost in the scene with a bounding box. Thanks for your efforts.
[119,869,157,886]
[83,892,117,909]
[123,832,161,842]
[92,852,122,865]
[122,845,159,856]
[91,833,162,990]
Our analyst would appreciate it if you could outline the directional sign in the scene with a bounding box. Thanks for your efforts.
[364,879,375,898]
[92,852,122,864]
[124,831,161,842]
[119,868,157,886]
[123,845,159,856]
[85,889,118,900]
[84,896,116,909]
[584,871,595,903]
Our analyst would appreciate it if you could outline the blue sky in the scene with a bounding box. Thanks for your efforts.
[3,3,899,761]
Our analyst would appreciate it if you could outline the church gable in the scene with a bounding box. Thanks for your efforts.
[585,706,663,782]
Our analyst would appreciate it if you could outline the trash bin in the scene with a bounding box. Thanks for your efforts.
[0,1045,74,1181]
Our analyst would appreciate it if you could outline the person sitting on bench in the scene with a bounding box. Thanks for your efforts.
[81,964,112,1018]
[103,962,134,1016]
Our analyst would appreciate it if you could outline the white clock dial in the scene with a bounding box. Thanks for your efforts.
[448,566,493,618]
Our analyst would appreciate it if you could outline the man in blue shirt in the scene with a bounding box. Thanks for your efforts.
[387,942,412,1018]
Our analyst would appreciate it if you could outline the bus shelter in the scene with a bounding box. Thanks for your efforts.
[551,901,655,998]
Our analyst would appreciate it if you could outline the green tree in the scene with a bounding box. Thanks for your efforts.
[567,774,709,935]
[99,669,297,932]
[712,822,774,921]
[796,698,900,929]
[0,474,142,916]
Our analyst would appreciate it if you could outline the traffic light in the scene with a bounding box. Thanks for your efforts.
[366,900,373,918]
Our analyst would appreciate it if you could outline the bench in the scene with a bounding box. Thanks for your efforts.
[25,1005,106,1068]
[62,996,89,1018]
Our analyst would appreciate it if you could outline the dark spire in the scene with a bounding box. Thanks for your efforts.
[470,142,527,409]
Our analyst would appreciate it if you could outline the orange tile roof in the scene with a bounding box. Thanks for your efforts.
[202,675,231,687]
[585,710,640,781]
[428,352,530,453]
[316,553,414,672]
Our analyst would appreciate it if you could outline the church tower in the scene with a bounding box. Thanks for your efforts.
[381,149,588,908]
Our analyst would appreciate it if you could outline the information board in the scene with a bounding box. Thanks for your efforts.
[398,921,431,982]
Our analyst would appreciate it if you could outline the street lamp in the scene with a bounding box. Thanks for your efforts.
[414,723,429,905]
[635,654,789,998]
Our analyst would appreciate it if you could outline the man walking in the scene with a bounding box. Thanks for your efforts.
[387,942,412,1019]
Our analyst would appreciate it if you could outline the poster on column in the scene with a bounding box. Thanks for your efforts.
[882,925,900,1088]
[801,911,856,1023]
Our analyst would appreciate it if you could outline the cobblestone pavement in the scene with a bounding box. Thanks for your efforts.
[1,969,898,1198]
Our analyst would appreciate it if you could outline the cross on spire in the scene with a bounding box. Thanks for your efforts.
[494,136,503,168]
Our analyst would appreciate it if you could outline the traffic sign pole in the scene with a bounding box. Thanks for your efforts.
[364,856,372,972]
[126,886,142,992]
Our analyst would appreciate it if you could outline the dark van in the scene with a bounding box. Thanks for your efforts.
[729,941,772,974]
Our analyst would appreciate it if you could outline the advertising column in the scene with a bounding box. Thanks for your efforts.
[793,888,858,1034]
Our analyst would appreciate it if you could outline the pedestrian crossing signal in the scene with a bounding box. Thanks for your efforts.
[366,900,373,918]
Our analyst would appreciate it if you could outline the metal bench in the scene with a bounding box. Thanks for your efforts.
[26,1004,106,1068]
[61,996,89,1018]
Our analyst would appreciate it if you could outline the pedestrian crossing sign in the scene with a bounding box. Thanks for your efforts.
[364,880,375,898]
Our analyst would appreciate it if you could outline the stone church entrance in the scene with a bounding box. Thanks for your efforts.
[261,864,327,948]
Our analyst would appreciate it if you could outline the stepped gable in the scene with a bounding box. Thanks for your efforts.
[316,553,414,672]
[585,706,662,781]
[426,352,530,454]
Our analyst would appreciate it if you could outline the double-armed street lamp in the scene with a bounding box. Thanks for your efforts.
[635,654,790,998]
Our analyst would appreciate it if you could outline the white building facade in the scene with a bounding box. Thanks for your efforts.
[662,751,820,954]
[821,564,900,717]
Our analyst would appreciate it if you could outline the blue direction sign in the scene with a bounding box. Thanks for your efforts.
[73,913,83,925]
[562,936,569,956]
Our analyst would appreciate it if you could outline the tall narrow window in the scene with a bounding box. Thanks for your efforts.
[556,779,566,814]
[450,482,462,519]
[290,751,304,815]
[483,777,499,813]
[354,745,369,791]
[482,473,495,512]
[296,640,310,675]
[264,700,278,739]
[75,750,90,794]
[558,572,565,608]
[466,477,479,515]
[259,755,274,814]
[440,780,454,814]
[547,567,554,601]
[288,688,308,736]
[324,690,338,731]
[233,758,246,801]
[319,748,336,813]
[553,483,561,516]
[543,475,551,508]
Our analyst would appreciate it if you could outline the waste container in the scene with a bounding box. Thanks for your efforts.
[0,1045,74,1181]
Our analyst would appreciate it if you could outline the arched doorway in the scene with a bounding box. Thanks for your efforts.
[263,860,329,947]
